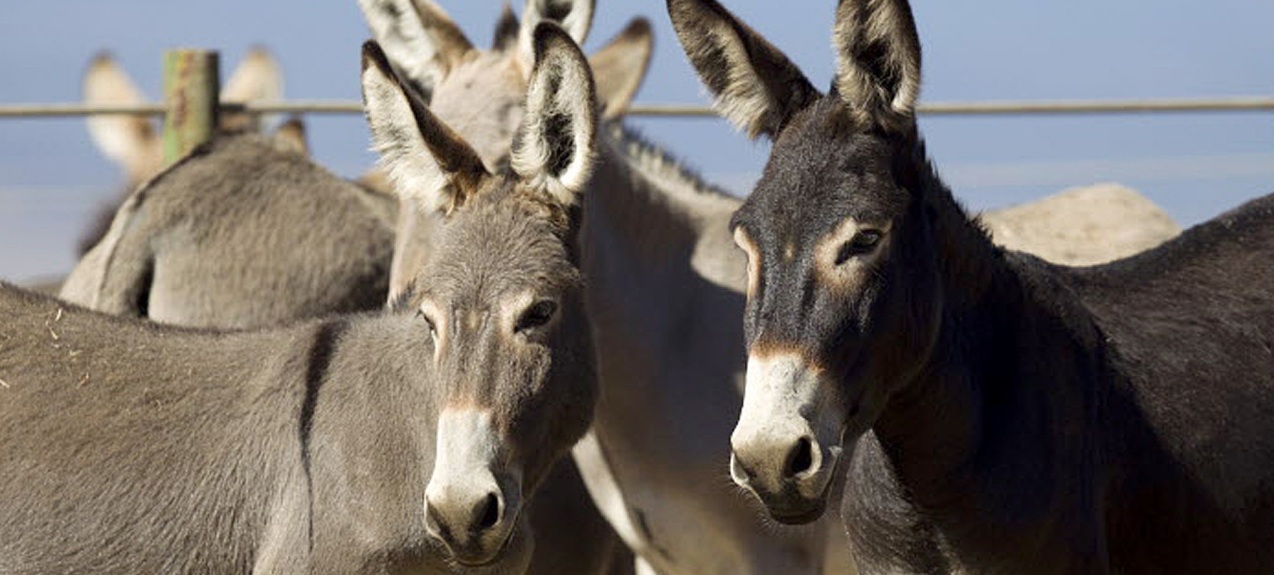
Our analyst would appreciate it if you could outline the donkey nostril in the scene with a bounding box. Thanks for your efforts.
[785,437,815,478]
[476,492,501,531]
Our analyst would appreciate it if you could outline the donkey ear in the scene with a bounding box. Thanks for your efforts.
[492,2,520,52]
[589,17,653,120]
[220,46,285,132]
[82,52,162,184]
[516,0,595,75]
[221,46,283,103]
[667,0,819,140]
[833,0,922,130]
[362,41,489,215]
[358,0,475,100]
[512,24,598,206]
[271,116,310,156]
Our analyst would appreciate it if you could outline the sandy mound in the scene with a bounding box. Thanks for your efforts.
[980,183,1181,266]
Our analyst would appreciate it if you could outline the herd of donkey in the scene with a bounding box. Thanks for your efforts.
[1,0,1273,573]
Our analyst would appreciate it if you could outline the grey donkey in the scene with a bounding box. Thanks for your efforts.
[0,32,601,574]
[62,44,386,329]
[59,130,398,328]
[77,47,289,256]
[59,7,646,575]
[59,4,651,575]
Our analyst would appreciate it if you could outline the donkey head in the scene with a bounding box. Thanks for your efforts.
[359,0,651,166]
[358,0,652,295]
[362,23,598,567]
[670,0,941,523]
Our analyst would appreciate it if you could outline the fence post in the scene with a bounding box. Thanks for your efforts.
[161,49,220,165]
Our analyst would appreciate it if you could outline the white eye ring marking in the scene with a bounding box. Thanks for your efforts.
[501,291,561,339]
[515,300,558,334]
[734,226,762,299]
[834,229,884,265]
[419,299,446,360]
[815,218,891,287]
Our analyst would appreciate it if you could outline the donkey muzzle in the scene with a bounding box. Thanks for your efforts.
[730,352,844,524]
[425,408,523,566]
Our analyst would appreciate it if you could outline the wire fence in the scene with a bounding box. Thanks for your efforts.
[2,96,1274,119]
[2,92,1270,281]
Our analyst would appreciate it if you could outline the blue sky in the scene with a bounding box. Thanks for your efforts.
[1,1,1271,280]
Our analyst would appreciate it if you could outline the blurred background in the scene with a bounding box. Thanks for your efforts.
[1,0,1271,281]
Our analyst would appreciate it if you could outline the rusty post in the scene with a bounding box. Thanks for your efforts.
[161,49,220,165]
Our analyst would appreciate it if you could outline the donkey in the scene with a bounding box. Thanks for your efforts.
[362,2,850,574]
[77,47,286,256]
[0,32,600,574]
[58,130,398,329]
[669,0,1274,572]
[358,3,660,573]
[60,5,649,574]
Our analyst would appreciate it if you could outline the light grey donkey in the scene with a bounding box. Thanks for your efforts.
[0,32,600,575]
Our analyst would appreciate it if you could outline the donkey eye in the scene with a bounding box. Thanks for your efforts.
[417,309,437,336]
[516,300,558,333]
[835,230,883,265]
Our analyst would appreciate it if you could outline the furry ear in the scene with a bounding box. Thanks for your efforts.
[82,52,163,185]
[492,2,520,52]
[220,46,284,132]
[511,24,598,207]
[362,41,489,215]
[589,18,653,119]
[271,116,310,155]
[666,0,819,140]
[357,0,475,100]
[221,46,283,103]
[516,0,595,76]
[833,0,922,131]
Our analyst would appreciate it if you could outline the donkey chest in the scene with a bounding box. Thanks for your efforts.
[844,433,1109,575]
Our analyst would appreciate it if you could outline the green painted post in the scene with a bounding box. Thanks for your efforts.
[161,49,220,165]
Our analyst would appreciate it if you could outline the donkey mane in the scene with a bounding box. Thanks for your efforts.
[604,121,734,202]
[881,110,1009,301]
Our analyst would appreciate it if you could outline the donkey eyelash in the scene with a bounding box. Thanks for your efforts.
[417,309,438,335]
[835,231,883,265]
[515,300,559,333]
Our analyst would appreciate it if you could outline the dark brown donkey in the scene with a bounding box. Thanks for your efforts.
[0,31,599,574]
[669,0,1274,573]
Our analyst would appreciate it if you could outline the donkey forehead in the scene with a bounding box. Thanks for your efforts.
[429,52,527,169]
[424,202,578,303]
[739,102,910,245]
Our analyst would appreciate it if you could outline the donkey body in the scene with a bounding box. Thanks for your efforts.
[836,178,1274,575]
[78,48,287,256]
[669,0,1274,573]
[0,285,508,574]
[60,132,398,329]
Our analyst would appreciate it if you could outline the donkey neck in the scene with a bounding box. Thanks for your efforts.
[574,123,751,464]
[870,140,1111,510]
[579,125,747,345]
[313,314,438,445]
